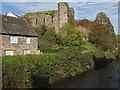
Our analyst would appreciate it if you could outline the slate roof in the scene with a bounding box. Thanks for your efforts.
[1,15,38,37]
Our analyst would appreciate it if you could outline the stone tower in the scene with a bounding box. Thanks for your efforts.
[58,2,69,28]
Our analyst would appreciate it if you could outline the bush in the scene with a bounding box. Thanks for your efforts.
[2,55,31,88]
[2,54,59,88]
[104,51,116,60]
[3,43,115,88]
[2,49,95,88]
[40,45,64,53]
[36,26,57,51]
[58,23,84,46]
[58,47,94,72]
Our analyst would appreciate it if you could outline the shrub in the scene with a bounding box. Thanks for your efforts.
[58,47,94,71]
[36,26,57,51]
[58,23,84,46]
[2,54,59,88]
[3,44,115,88]
[2,49,94,88]
[104,51,116,60]
[2,55,31,88]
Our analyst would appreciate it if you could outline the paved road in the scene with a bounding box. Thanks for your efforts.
[50,60,120,88]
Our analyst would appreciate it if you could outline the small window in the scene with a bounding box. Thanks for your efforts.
[36,19,38,24]
[4,50,14,56]
[10,36,18,43]
[23,49,30,55]
[26,37,31,44]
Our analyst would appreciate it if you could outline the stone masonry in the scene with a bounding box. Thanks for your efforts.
[0,35,38,55]
[23,2,74,33]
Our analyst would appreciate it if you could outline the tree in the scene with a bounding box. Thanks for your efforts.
[36,25,57,49]
[96,11,115,36]
[74,19,93,29]
[58,23,84,46]
[89,21,117,52]
[117,35,120,58]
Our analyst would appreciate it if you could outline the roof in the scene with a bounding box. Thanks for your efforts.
[6,12,19,18]
[1,15,38,37]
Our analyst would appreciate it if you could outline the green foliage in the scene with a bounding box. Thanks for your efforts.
[2,54,58,88]
[104,51,116,60]
[118,36,120,58]
[36,26,57,52]
[58,47,94,71]
[55,33,63,44]
[3,49,95,88]
[74,15,117,53]
[58,23,84,46]
[3,55,31,88]
[40,45,63,53]
[81,42,98,51]
[88,21,117,52]
[74,19,93,29]
[46,10,56,17]
[25,10,55,17]
[116,35,120,59]
[3,41,115,88]
[68,14,74,25]
[3,11,117,88]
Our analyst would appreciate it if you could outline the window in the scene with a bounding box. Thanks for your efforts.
[4,50,14,56]
[10,36,18,43]
[36,19,37,24]
[23,49,30,55]
[26,37,31,44]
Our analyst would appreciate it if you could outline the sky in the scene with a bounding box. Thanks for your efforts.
[1,1,119,34]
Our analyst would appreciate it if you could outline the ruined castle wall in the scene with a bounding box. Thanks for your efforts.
[30,14,45,28]
[53,11,59,33]
[23,2,74,33]
[23,14,37,28]
[36,14,45,27]
[45,15,53,28]
[69,7,74,17]
[24,12,54,29]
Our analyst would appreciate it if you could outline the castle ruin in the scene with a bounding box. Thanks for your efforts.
[22,2,74,33]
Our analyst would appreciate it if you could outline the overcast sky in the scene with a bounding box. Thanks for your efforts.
[1,1,119,34]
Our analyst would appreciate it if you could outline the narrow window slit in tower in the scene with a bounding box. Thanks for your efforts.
[43,18,45,25]
[36,19,37,24]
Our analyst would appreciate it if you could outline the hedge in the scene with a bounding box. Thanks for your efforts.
[2,50,94,88]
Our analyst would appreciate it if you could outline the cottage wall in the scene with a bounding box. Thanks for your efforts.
[1,35,38,55]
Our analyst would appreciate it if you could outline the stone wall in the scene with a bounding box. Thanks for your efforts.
[69,8,74,18]
[53,10,59,33]
[1,35,38,56]
[0,35,2,56]
[58,2,69,28]
[22,2,74,33]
